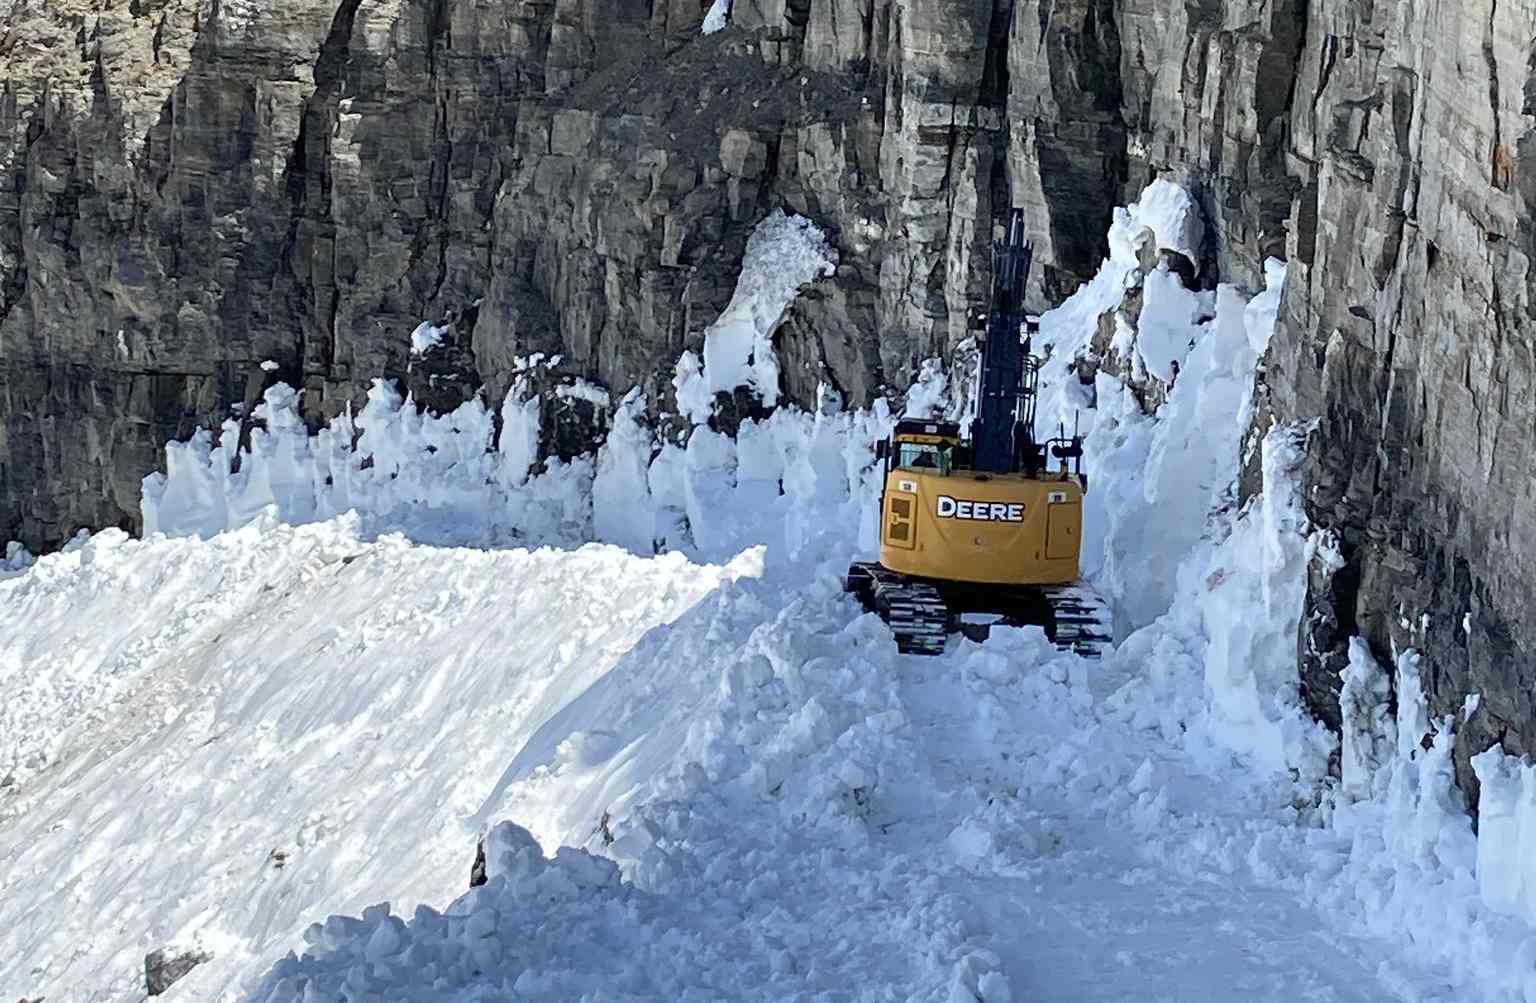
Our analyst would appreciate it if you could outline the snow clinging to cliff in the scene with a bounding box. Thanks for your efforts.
[677,209,837,422]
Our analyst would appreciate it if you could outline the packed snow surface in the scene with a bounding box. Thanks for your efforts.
[1,516,756,999]
[8,180,1536,1002]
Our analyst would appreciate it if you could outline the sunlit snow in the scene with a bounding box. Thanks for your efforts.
[4,181,1533,1003]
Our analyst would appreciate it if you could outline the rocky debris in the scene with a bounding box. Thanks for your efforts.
[145,947,211,997]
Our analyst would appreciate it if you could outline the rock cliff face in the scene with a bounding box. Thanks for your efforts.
[4,0,1535,794]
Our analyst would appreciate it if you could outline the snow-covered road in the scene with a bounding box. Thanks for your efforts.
[247,554,1462,1002]
[895,639,1447,1003]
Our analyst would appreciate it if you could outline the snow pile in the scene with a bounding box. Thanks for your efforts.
[143,378,591,548]
[0,518,750,999]
[251,581,1035,1001]
[1,541,33,575]
[677,210,836,421]
[1108,178,1203,272]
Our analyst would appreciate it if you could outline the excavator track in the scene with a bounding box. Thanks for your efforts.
[846,563,1113,659]
[1038,584,1114,659]
[845,562,949,655]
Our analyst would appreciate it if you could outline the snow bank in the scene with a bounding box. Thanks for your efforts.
[0,518,748,1000]
[143,212,837,554]
[623,395,891,567]
[679,210,836,419]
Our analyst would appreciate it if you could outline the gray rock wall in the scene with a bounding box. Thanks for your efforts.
[1271,0,1536,798]
[1,0,1018,547]
[5,0,1536,797]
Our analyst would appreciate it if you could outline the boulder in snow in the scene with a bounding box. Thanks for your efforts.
[145,947,211,996]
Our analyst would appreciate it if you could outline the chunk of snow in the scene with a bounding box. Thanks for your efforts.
[409,321,448,356]
[697,210,836,416]
[671,350,712,425]
[554,380,611,407]
[592,389,660,554]
[1339,638,1392,801]
[260,360,280,372]
[1471,746,1536,924]
[1395,649,1430,757]
[1108,178,1203,271]
[2,541,36,574]
[701,0,729,33]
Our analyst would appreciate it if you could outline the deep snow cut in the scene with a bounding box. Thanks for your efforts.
[9,182,1536,1002]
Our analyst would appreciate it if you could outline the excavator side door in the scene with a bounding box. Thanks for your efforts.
[883,486,918,550]
[1044,491,1081,559]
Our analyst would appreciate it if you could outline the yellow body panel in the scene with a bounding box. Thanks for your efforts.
[879,466,1083,585]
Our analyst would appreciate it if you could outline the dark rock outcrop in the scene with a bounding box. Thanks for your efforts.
[145,947,210,996]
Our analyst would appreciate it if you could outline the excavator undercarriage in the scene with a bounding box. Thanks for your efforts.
[844,563,1113,658]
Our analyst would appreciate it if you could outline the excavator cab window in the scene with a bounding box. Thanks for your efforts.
[896,441,953,474]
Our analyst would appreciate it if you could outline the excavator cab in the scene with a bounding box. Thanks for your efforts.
[846,208,1110,657]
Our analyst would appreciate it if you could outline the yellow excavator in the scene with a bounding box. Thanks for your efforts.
[845,209,1111,657]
